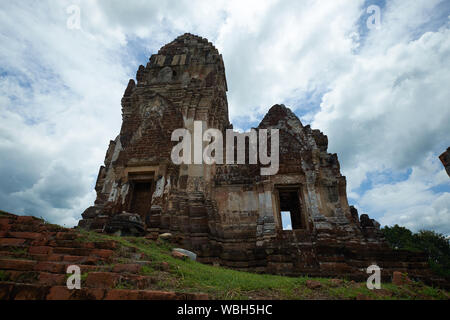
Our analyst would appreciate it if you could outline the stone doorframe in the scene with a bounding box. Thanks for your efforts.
[273,184,310,231]
[125,167,158,214]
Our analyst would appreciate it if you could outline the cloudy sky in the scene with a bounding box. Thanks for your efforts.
[0,0,449,234]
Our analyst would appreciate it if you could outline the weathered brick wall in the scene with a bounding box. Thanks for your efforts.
[78,34,434,280]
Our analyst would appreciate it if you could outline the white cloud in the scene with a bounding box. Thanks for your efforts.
[0,1,128,225]
[216,0,364,121]
[358,155,450,234]
[311,0,450,233]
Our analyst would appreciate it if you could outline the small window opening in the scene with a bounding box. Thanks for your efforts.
[281,211,293,230]
[278,189,304,230]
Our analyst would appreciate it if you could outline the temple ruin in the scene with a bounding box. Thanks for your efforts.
[78,34,431,281]
[440,147,450,178]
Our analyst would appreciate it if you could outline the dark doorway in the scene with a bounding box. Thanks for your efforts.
[130,181,153,218]
[278,189,304,230]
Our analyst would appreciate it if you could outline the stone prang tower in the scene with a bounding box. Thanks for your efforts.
[79,34,431,281]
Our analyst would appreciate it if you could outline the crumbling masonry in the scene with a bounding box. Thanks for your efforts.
[79,34,432,281]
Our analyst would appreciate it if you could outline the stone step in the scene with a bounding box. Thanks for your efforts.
[0,282,50,300]
[0,258,37,271]
[111,257,152,265]
[0,213,210,300]
[0,258,114,274]
[85,272,156,289]
[0,238,27,247]
[0,250,29,259]
[0,282,209,300]
[1,270,40,283]
[1,231,44,240]
[27,253,99,264]
[49,247,115,259]
[0,216,66,233]
[42,239,118,250]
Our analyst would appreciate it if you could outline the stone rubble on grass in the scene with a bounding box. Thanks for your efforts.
[158,233,173,241]
[392,271,412,286]
[306,280,322,289]
[172,248,197,261]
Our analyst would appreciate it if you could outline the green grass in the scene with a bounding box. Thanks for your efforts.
[0,270,10,282]
[74,230,448,300]
[1,210,445,300]
[140,265,156,275]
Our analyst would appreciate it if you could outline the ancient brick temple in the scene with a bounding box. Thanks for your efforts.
[78,34,432,281]
[440,147,450,178]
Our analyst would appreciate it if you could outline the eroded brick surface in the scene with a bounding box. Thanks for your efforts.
[0,211,210,300]
[0,34,444,299]
[74,33,435,281]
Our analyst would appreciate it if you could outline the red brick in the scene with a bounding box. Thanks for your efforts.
[356,293,372,300]
[6,270,39,282]
[48,240,82,248]
[29,246,53,254]
[16,216,38,224]
[62,255,86,263]
[39,272,66,286]
[83,288,106,300]
[30,253,63,262]
[191,293,209,300]
[47,254,64,262]
[30,239,49,246]
[75,265,109,273]
[91,249,114,259]
[171,250,188,260]
[85,256,102,265]
[34,262,67,273]
[160,262,170,271]
[330,279,344,287]
[0,219,11,230]
[47,287,108,300]
[0,259,37,271]
[139,290,177,300]
[52,247,91,256]
[392,271,412,286]
[29,253,47,261]
[0,283,13,300]
[85,272,121,289]
[95,240,118,250]
[112,264,142,273]
[63,256,101,266]
[0,238,26,246]
[82,242,96,249]
[8,231,43,240]
[46,286,72,300]
[55,232,78,240]
[60,255,102,265]
[124,275,156,289]
[178,292,209,300]
[103,289,180,300]
[306,280,322,289]
[11,283,49,300]
[104,289,141,300]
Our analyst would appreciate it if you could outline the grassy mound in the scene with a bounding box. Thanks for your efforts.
[76,229,449,300]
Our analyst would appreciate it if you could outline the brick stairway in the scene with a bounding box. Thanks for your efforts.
[0,212,208,300]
